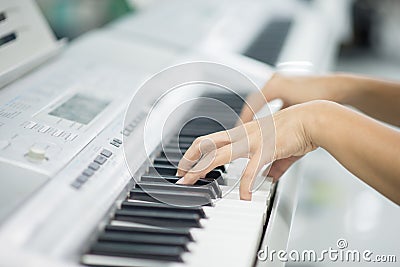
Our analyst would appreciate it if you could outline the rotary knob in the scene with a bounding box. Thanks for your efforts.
[26,145,47,162]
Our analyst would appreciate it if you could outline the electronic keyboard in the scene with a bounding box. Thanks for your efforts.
[0,1,349,266]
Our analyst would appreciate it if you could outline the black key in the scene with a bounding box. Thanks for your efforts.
[153,157,180,166]
[159,150,183,159]
[154,157,226,172]
[114,209,201,228]
[140,175,222,198]
[163,146,188,154]
[89,241,184,262]
[137,177,218,199]
[179,127,225,137]
[121,200,206,218]
[129,188,212,207]
[148,165,178,176]
[104,225,193,241]
[136,181,217,199]
[165,142,192,149]
[98,231,190,249]
[149,165,223,180]
[175,136,196,143]
[205,169,223,179]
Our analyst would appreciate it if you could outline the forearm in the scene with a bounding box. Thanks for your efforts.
[308,101,400,205]
[336,74,400,126]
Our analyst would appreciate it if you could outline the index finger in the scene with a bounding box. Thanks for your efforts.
[176,130,231,177]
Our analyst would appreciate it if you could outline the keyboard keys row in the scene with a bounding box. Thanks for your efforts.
[82,92,262,266]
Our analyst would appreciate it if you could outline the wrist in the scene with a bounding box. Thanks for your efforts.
[301,100,342,149]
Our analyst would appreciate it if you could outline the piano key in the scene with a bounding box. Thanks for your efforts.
[148,165,223,180]
[165,142,192,150]
[136,182,217,199]
[114,209,202,228]
[98,231,190,249]
[105,224,193,241]
[82,254,183,267]
[159,150,184,159]
[121,201,206,218]
[153,157,180,166]
[178,128,224,137]
[129,188,213,207]
[174,136,197,143]
[140,175,222,198]
[80,91,276,267]
[153,157,226,173]
[88,241,185,262]
[137,179,218,199]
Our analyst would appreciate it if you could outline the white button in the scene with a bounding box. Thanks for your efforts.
[38,125,50,133]
[52,129,63,137]
[24,121,36,129]
[65,133,78,141]
[27,145,47,161]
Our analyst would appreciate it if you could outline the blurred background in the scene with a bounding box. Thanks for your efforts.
[36,0,133,39]
[34,0,400,266]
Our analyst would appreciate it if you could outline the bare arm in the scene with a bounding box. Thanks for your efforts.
[177,100,400,204]
[239,74,400,126]
[341,75,400,126]
[309,101,400,204]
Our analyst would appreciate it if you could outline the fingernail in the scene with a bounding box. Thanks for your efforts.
[240,190,252,201]
[176,178,185,184]
[240,194,252,201]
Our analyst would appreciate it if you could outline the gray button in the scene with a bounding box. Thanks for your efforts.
[71,180,82,189]
[125,124,135,132]
[122,129,130,136]
[113,138,122,144]
[88,162,100,171]
[82,168,94,177]
[100,149,112,158]
[77,175,89,182]
[110,140,120,147]
[94,155,107,165]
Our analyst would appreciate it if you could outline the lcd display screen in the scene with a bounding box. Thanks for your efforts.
[49,94,109,124]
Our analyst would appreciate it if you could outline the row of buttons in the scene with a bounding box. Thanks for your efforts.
[23,121,78,141]
[121,112,146,137]
[71,149,113,189]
